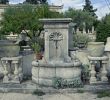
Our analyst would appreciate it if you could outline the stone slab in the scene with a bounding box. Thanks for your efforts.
[0,81,110,93]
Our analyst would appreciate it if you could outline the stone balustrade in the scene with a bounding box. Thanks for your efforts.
[1,56,23,83]
[88,56,108,84]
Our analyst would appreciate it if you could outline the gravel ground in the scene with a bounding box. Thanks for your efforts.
[0,92,110,100]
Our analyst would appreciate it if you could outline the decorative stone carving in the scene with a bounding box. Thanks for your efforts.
[32,18,82,86]
[49,32,63,49]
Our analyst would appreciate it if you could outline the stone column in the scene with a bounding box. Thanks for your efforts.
[76,27,80,33]
[3,60,9,83]
[83,22,86,34]
[83,27,86,34]
[87,29,90,34]
[101,61,108,82]
[44,30,49,61]
[18,58,23,81]
[92,26,95,33]
[90,61,97,84]
[12,60,19,83]
[105,37,110,77]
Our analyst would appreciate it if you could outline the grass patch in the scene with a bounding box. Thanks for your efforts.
[97,90,110,98]
[32,89,45,96]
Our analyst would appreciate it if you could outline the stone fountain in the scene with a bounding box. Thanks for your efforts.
[32,18,81,86]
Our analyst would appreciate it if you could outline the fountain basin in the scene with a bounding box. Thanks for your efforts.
[32,60,81,86]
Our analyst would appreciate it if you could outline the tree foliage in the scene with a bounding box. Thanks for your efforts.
[83,0,97,18]
[96,14,110,43]
[0,4,63,38]
[24,0,47,4]
[0,0,9,4]
[64,8,96,31]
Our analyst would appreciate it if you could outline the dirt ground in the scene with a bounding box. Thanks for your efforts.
[0,92,110,100]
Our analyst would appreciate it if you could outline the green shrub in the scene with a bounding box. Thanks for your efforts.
[52,77,83,89]
[73,32,91,47]
[96,14,110,43]
[52,77,65,89]
[32,89,45,96]
[81,64,90,84]
[97,90,110,98]
[96,23,110,43]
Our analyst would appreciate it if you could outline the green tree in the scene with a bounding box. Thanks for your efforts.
[83,0,97,18]
[0,4,63,51]
[96,14,110,43]
[24,0,47,4]
[64,8,95,32]
[0,4,63,37]
[0,0,9,4]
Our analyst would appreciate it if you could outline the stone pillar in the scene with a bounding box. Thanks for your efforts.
[76,27,80,33]
[105,37,110,76]
[2,61,9,83]
[92,26,95,33]
[12,60,19,83]
[87,29,90,34]
[83,27,86,34]
[39,18,72,62]
[44,30,49,62]
[69,22,75,50]
[83,22,86,34]
[90,61,97,84]
[101,61,108,82]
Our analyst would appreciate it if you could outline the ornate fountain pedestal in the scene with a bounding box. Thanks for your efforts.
[88,56,108,84]
[32,18,82,87]
[1,56,23,83]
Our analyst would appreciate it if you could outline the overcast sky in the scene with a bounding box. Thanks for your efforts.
[9,0,110,19]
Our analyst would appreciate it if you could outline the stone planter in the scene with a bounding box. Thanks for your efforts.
[87,42,104,57]
[0,40,20,57]
[77,42,86,49]
[35,53,43,60]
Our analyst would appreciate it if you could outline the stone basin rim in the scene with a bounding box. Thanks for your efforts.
[32,61,81,68]
[0,40,18,46]
[39,18,72,23]
[88,42,104,45]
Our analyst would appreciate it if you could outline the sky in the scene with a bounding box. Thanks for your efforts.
[9,0,110,19]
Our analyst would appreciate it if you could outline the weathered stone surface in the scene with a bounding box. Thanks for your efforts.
[1,56,23,83]
[22,54,34,76]
[32,18,82,86]
[39,18,72,62]
[87,42,105,57]
[105,37,110,76]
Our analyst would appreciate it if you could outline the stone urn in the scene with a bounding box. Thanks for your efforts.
[87,42,105,57]
[0,40,20,57]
